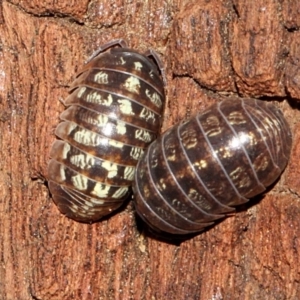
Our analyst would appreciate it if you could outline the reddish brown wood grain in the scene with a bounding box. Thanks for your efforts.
[285,32,300,99]
[230,0,287,97]
[281,0,300,30]
[0,0,300,299]
[168,1,236,93]
[9,0,89,20]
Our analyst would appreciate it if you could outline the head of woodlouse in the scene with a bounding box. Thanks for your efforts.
[133,98,292,236]
[47,40,165,222]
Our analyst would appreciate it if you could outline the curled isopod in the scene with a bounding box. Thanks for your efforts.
[48,39,165,222]
[133,98,292,235]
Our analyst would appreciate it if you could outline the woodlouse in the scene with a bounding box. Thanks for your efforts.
[48,39,165,222]
[133,98,292,235]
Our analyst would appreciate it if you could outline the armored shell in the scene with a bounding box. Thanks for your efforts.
[48,41,165,222]
[133,98,292,235]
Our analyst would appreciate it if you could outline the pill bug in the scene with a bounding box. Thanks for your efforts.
[133,98,292,235]
[48,39,165,222]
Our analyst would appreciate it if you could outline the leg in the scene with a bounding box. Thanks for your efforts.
[86,39,128,63]
[144,49,167,86]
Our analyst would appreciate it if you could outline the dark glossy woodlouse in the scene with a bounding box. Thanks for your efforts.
[48,39,165,222]
[133,98,292,235]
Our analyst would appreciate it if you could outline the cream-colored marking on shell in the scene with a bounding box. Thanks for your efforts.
[238,174,251,188]
[167,154,176,162]
[139,107,156,122]
[59,165,66,181]
[69,203,79,213]
[171,198,179,206]
[181,129,197,149]
[206,115,220,126]
[165,143,176,161]
[147,144,158,167]
[171,199,185,212]
[94,71,108,84]
[247,131,257,146]
[62,143,71,159]
[144,186,150,198]
[145,89,162,107]
[83,113,108,127]
[157,207,169,220]
[97,114,109,126]
[194,159,207,169]
[188,188,212,210]
[219,147,232,159]
[108,139,124,148]
[253,153,269,171]
[123,76,140,93]
[116,121,127,135]
[77,87,86,98]
[229,166,242,180]
[134,61,143,71]
[135,129,152,142]
[65,122,77,135]
[89,197,105,205]
[112,187,129,198]
[85,211,97,216]
[263,117,274,131]
[71,174,88,191]
[159,178,166,190]
[70,153,95,169]
[150,153,158,168]
[124,166,135,180]
[120,57,126,65]
[118,99,134,115]
[188,188,199,199]
[79,200,94,208]
[206,126,222,137]
[91,183,110,198]
[86,92,113,106]
[205,115,222,137]
[81,204,92,211]
[130,147,144,160]
[228,111,247,125]
[74,129,101,146]
[102,161,118,178]
[149,70,154,78]
[272,118,280,131]
[181,128,198,149]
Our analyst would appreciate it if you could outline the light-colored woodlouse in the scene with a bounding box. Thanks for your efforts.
[48,39,165,222]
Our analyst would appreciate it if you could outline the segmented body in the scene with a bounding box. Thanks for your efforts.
[48,41,165,222]
[133,98,292,235]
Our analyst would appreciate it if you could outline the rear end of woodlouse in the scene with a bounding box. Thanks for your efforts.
[133,98,292,235]
[48,40,165,222]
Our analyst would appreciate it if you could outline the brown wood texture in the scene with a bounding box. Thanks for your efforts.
[0,0,300,299]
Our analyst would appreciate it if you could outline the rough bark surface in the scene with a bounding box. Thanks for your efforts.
[0,0,300,299]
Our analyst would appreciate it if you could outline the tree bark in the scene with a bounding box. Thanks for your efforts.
[0,0,300,299]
